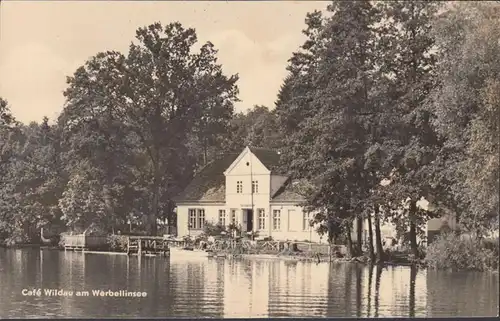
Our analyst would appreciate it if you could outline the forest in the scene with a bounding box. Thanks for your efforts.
[0,1,498,270]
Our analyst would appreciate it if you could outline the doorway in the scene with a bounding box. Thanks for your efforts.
[246,209,253,232]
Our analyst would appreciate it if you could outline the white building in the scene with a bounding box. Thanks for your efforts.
[175,146,453,245]
[174,146,321,242]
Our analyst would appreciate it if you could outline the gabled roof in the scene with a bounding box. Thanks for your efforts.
[175,146,292,203]
[271,178,307,203]
[248,146,283,174]
[174,153,239,203]
[270,175,288,198]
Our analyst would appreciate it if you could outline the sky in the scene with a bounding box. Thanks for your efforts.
[0,0,326,124]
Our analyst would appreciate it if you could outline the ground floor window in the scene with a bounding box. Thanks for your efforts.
[188,208,205,229]
[288,210,294,232]
[273,210,281,231]
[219,209,226,226]
[258,209,266,230]
[230,209,237,225]
[303,212,311,231]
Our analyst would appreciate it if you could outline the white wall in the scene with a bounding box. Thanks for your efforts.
[225,148,271,233]
[176,204,225,238]
[268,204,323,242]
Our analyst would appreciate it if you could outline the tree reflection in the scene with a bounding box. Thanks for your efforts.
[374,264,383,317]
[366,264,374,317]
[355,264,362,317]
[409,264,417,317]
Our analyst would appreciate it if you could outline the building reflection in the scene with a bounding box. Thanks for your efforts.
[1,249,498,318]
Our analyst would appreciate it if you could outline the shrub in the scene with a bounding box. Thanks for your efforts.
[107,235,129,252]
[425,232,498,271]
[203,222,226,236]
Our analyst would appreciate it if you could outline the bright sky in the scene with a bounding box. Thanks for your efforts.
[0,0,326,124]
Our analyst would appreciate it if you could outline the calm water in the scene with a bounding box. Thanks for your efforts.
[0,248,498,318]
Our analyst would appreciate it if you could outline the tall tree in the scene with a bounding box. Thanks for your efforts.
[374,1,442,258]
[279,1,383,258]
[430,2,500,237]
[223,105,281,152]
[0,118,64,243]
[62,22,238,234]
[0,98,15,127]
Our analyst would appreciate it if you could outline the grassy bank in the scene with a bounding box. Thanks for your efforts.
[425,233,499,272]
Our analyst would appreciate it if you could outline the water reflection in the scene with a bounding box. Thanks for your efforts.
[0,248,498,318]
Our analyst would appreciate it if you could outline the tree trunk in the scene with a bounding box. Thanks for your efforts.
[408,200,419,259]
[367,211,375,262]
[203,136,208,166]
[345,222,354,258]
[356,216,363,256]
[374,206,384,263]
[149,168,160,236]
[326,211,333,243]
[103,184,114,232]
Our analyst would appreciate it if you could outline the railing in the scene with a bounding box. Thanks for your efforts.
[127,236,170,256]
[206,239,286,252]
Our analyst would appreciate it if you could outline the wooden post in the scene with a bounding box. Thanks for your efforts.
[138,239,142,256]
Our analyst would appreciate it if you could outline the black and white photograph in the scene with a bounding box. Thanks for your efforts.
[0,0,499,318]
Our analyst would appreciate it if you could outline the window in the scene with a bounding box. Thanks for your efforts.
[252,180,258,193]
[273,210,281,231]
[303,212,311,231]
[230,209,237,225]
[287,209,296,231]
[198,209,205,229]
[237,181,243,193]
[188,209,205,229]
[189,209,197,229]
[218,209,226,226]
[258,209,266,230]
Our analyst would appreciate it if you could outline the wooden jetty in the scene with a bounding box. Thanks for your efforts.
[126,236,170,257]
[61,234,170,257]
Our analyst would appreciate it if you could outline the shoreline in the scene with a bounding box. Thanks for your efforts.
[3,243,496,272]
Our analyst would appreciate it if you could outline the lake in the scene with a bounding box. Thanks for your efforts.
[0,248,498,318]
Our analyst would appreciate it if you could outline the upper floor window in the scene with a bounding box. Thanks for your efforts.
[252,180,258,193]
[188,209,205,230]
[273,210,281,231]
[219,209,226,226]
[236,181,243,193]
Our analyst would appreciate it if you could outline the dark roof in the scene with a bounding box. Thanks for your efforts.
[174,153,239,203]
[248,146,284,174]
[271,179,307,203]
[175,147,292,203]
[270,175,289,198]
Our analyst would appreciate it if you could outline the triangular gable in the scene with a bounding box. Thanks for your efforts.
[223,146,271,176]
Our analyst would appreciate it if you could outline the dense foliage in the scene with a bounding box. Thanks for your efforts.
[0,2,498,271]
[426,233,498,271]
[276,1,499,267]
